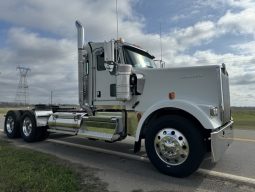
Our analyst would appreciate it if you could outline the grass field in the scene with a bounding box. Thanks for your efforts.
[0,140,108,192]
[232,108,255,130]
[0,108,11,115]
[0,107,28,117]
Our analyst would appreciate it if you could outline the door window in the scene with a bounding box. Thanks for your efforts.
[97,52,105,71]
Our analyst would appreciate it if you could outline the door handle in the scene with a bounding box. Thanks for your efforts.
[97,91,101,97]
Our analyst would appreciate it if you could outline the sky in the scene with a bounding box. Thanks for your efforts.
[0,0,254,106]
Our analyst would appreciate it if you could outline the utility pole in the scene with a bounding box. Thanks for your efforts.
[50,90,53,105]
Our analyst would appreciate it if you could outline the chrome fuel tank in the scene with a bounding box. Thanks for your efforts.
[48,112,84,133]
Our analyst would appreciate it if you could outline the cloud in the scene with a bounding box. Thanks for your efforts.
[0,27,78,104]
[226,0,255,8]
[0,0,146,104]
[230,85,255,107]
[218,8,255,35]
[231,41,255,55]
[173,21,217,49]
[231,73,255,85]
[194,0,226,9]
[0,0,255,106]
[171,14,188,22]
[7,28,75,64]
[0,0,136,40]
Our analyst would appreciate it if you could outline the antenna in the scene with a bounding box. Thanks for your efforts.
[115,0,121,64]
[116,0,119,40]
[159,23,165,68]
[160,23,162,63]
[15,65,31,105]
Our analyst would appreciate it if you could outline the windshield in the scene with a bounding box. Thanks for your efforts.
[123,46,156,68]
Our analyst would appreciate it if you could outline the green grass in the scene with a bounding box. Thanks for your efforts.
[0,140,108,192]
[0,107,26,117]
[232,109,255,130]
[0,108,12,115]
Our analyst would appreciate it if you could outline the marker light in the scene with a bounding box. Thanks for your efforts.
[169,92,176,100]
[210,107,218,116]
[137,112,142,122]
[117,37,124,43]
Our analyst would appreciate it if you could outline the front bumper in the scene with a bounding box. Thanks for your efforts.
[211,120,234,162]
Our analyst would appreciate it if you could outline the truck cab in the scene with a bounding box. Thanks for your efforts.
[4,21,233,177]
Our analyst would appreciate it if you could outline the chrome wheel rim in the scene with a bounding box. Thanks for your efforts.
[23,117,33,137]
[154,128,189,166]
[6,116,14,133]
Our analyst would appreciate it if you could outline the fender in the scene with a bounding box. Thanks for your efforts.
[135,99,221,142]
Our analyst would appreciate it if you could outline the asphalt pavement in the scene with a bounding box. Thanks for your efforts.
[1,116,255,192]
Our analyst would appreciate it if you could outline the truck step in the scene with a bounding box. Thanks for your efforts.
[46,112,125,142]
[47,129,77,135]
[79,114,125,142]
[77,130,120,141]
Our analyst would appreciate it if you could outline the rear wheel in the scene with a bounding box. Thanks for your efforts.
[4,110,21,138]
[145,115,206,177]
[20,111,38,142]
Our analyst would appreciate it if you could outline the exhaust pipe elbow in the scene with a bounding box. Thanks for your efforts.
[75,20,85,49]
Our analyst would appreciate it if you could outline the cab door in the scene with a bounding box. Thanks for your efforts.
[94,51,119,105]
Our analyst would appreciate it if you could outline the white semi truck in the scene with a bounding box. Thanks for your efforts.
[4,21,233,177]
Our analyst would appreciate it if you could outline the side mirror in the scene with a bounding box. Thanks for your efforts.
[104,40,115,73]
[104,40,115,64]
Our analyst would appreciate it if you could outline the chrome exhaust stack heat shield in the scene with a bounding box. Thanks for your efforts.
[75,20,91,110]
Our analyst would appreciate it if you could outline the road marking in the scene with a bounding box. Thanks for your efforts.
[231,137,255,143]
[198,169,255,186]
[47,138,255,186]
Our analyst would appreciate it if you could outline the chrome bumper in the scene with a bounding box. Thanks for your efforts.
[211,120,234,162]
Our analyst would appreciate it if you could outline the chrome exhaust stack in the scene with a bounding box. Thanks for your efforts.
[75,21,91,113]
[75,20,85,49]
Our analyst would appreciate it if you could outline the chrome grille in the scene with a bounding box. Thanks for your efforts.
[221,70,231,124]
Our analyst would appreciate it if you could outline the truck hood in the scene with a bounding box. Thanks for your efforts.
[131,65,224,113]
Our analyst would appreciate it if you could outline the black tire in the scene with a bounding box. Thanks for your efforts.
[4,110,22,138]
[20,111,38,142]
[37,126,50,141]
[145,115,206,177]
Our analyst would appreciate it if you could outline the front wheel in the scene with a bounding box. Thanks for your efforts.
[145,115,206,177]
